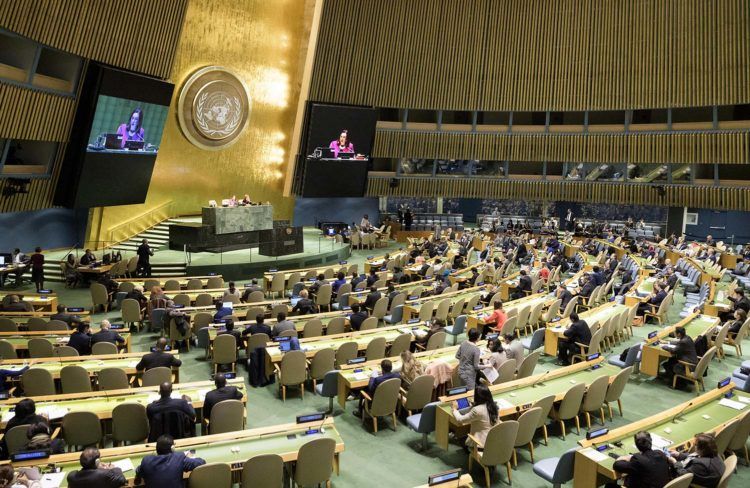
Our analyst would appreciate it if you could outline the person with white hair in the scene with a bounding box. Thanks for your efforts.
[91,319,126,349]
[126,284,148,311]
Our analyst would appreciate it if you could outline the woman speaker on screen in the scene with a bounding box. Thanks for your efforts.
[117,107,146,148]
[328,129,354,158]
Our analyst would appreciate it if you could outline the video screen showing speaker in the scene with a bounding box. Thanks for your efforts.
[54,63,174,208]
[86,95,168,154]
[299,103,377,197]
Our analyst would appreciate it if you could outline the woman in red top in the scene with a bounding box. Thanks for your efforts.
[485,300,507,337]
[29,247,44,292]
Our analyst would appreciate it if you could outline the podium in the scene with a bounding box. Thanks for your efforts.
[169,205,274,253]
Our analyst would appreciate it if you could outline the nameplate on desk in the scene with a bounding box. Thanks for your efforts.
[587,353,601,361]
[347,357,366,365]
[38,289,52,294]
[296,413,325,424]
[447,386,468,397]
[408,296,419,300]
[718,377,732,389]
[110,323,125,330]
[269,268,278,273]
[339,261,348,265]
[208,272,217,276]
[172,304,185,309]
[407,318,420,324]
[473,305,483,310]
[11,449,50,462]
[586,428,608,440]
[428,469,462,486]
[648,331,658,339]
[66,307,84,313]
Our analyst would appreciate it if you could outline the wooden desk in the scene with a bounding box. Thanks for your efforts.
[574,384,746,488]
[639,313,719,377]
[116,275,223,288]
[466,293,553,332]
[435,357,617,449]
[402,286,486,320]
[414,473,474,488]
[623,276,656,308]
[0,292,58,312]
[2,351,178,380]
[544,303,627,357]
[0,310,91,323]
[10,418,345,486]
[76,264,114,275]
[0,377,236,428]
[703,280,733,317]
[0,330,131,353]
[347,278,433,305]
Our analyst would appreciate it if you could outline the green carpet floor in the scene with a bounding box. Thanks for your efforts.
[6,244,749,487]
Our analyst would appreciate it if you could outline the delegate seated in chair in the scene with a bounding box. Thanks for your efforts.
[556,313,591,366]
[354,359,400,418]
[146,382,196,441]
[637,282,667,317]
[659,326,698,388]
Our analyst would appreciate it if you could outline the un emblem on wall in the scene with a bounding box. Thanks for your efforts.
[178,66,251,150]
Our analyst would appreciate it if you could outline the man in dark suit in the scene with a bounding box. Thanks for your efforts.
[217,320,243,349]
[146,382,196,441]
[556,284,573,310]
[135,435,205,488]
[557,312,592,365]
[591,266,605,286]
[721,287,750,321]
[354,359,400,417]
[363,286,382,312]
[66,447,127,488]
[611,431,671,488]
[511,269,532,300]
[242,314,272,337]
[577,274,596,299]
[136,338,182,372]
[90,320,126,348]
[240,279,263,302]
[50,304,75,327]
[661,326,698,387]
[365,269,379,288]
[68,321,92,356]
[638,282,667,317]
[349,303,369,331]
[203,373,243,420]
[137,238,154,277]
[386,284,399,308]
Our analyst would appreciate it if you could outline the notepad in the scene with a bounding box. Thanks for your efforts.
[584,448,610,462]
[650,433,673,450]
[496,398,514,410]
[112,458,135,472]
[40,471,65,488]
[719,398,747,411]
[352,372,370,381]
[738,396,750,404]
[38,406,68,420]
[128,361,139,368]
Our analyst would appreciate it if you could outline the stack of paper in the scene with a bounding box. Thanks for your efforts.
[650,433,673,450]
[112,458,135,472]
[719,398,747,411]
[40,471,65,488]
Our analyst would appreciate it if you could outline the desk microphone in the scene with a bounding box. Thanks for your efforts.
[671,400,693,423]
[530,370,551,388]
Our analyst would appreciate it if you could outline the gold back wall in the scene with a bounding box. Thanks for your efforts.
[95,0,315,240]
[310,0,750,111]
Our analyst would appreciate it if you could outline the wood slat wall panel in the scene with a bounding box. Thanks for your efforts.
[310,0,750,111]
[367,176,750,211]
[0,0,188,79]
[373,129,750,165]
[0,83,75,141]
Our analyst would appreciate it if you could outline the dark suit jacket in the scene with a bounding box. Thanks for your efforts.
[612,450,671,488]
[579,281,596,298]
[517,275,532,292]
[364,291,382,310]
[203,385,243,419]
[674,454,724,488]
[147,397,195,422]
[91,330,125,345]
[50,312,74,326]
[136,351,182,371]
[671,336,699,365]
[367,371,400,395]
[648,290,667,307]
[136,452,205,488]
[68,331,92,355]
[67,467,127,488]
[558,289,573,309]
[564,320,592,346]
[218,329,243,349]
[243,323,272,336]
[349,311,369,331]
[732,296,750,313]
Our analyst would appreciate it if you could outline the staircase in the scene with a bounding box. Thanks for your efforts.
[111,220,174,253]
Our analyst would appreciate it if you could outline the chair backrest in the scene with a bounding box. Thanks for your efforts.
[404,374,435,411]
[241,454,284,488]
[365,336,387,361]
[542,299,562,321]
[450,298,466,319]
[92,341,118,355]
[532,395,556,428]
[326,317,347,335]
[386,304,404,325]
[514,407,543,446]
[387,332,411,358]
[53,345,79,358]
[434,299,451,321]
[246,290,265,303]
[494,360,517,384]
[335,341,358,366]
[481,420,519,466]
[122,298,143,321]
[526,328,546,352]
[28,338,54,358]
[557,382,587,419]
[245,306,265,321]
[516,305,531,328]
[193,293,212,307]
[22,368,55,395]
[581,375,609,412]
[280,350,307,385]
[46,320,69,331]
[61,365,92,393]
[142,366,172,387]
[310,348,335,381]
[717,454,737,488]
[605,366,633,404]
[551,447,579,483]
[370,377,401,417]
[586,328,603,356]
[294,438,336,487]
[207,277,224,289]
[415,402,439,433]
[360,316,378,331]
[663,473,694,488]
[164,279,180,291]
[561,296,578,318]
[389,293,406,311]
[417,301,436,322]
[172,294,192,308]
[98,367,130,390]
[372,296,389,319]
[516,350,540,379]
[5,424,31,455]
[112,402,149,444]
[186,278,203,290]
[63,411,102,448]
[425,331,446,351]
[713,322,730,350]
[694,346,717,378]
[245,333,269,352]
[118,281,135,293]
[90,283,109,307]
[209,399,245,434]
[451,315,467,336]
[213,334,238,366]
[0,318,18,333]
[500,316,517,337]
[715,417,741,457]
[188,462,232,488]
[728,410,750,452]
[303,319,324,338]
[0,339,17,359]
[315,284,333,306]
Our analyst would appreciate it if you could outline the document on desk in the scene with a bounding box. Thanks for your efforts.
[40,472,65,488]
[582,448,609,462]
[351,372,370,381]
[128,361,139,368]
[650,433,673,450]
[112,458,135,472]
[482,367,499,384]
[719,398,747,411]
